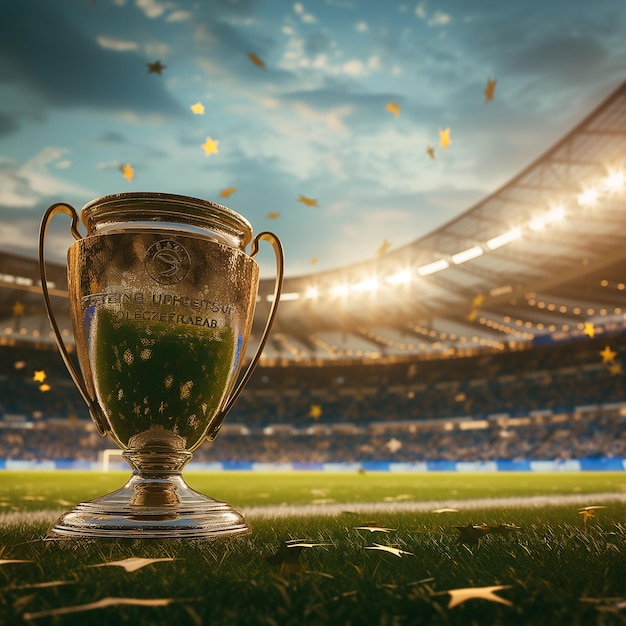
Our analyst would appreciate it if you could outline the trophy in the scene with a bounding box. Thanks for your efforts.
[38,192,283,538]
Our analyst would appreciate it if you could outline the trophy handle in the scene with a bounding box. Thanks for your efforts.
[38,203,108,436]
[210,231,284,437]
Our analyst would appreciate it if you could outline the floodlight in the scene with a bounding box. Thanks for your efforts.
[604,171,624,191]
[486,228,521,250]
[451,245,483,265]
[331,284,350,297]
[304,286,319,299]
[417,259,449,276]
[577,188,597,206]
[352,278,379,292]
[384,269,412,284]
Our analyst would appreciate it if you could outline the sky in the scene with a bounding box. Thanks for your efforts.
[1,0,625,278]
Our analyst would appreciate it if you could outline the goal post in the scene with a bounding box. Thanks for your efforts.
[100,449,126,472]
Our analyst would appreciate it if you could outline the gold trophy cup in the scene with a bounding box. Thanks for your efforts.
[38,192,283,538]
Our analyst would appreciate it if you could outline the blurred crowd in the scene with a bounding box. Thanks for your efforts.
[1,331,625,463]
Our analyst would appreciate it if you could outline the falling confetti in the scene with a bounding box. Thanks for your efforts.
[385,101,401,117]
[190,102,205,115]
[39,383,51,392]
[609,362,623,375]
[426,146,435,160]
[33,370,46,383]
[308,404,323,420]
[583,322,596,338]
[298,194,318,207]
[484,78,497,102]
[0,559,33,566]
[310,257,319,265]
[365,544,413,558]
[266,212,281,220]
[385,437,402,453]
[472,294,485,308]
[355,526,395,533]
[87,557,176,573]
[247,52,265,68]
[201,137,219,156]
[377,239,392,256]
[12,301,24,316]
[219,186,237,198]
[146,60,166,74]
[439,128,452,149]
[446,585,513,609]
[119,163,134,182]
[600,346,617,363]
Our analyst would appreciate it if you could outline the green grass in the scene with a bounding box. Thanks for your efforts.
[1,471,626,625]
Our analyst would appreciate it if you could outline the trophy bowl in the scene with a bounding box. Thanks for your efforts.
[38,192,283,538]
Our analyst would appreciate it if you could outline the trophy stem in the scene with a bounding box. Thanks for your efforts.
[49,448,250,539]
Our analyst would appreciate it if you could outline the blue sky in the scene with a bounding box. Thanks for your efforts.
[1,0,625,277]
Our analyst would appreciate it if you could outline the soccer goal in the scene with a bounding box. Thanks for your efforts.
[99,449,127,472]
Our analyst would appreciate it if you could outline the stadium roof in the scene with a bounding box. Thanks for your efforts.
[2,79,626,365]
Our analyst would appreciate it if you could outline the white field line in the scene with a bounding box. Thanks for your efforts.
[2,492,626,526]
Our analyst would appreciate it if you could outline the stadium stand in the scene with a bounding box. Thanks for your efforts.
[1,80,625,468]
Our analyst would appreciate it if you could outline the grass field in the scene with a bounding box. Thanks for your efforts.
[1,471,626,625]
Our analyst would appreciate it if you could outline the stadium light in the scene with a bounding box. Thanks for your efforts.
[305,286,319,299]
[352,278,379,292]
[384,269,412,285]
[451,245,483,265]
[486,228,521,250]
[546,205,564,222]
[417,259,449,276]
[577,188,597,206]
[529,216,545,231]
[331,284,350,297]
[604,171,624,191]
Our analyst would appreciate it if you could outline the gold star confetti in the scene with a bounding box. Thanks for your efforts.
[33,370,47,383]
[578,509,595,526]
[426,146,435,160]
[472,294,485,308]
[120,163,134,182]
[12,301,24,316]
[377,239,392,256]
[247,52,265,68]
[190,102,205,115]
[201,136,219,156]
[609,362,623,375]
[583,322,595,338]
[600,346,617,363]
[439,127,452,149]
[88,557,176,573]
[446,585,513,609]
[365,544,413,558]
[386,101,400,117]
[298,194,318,207]
[484,78,497,102]
[308,404,323,420]
[147,60,166,74]
[311,257,319,265]
[466,309,478,322]
[39,383,51,392]
[266,212,281,220]
[219,186,237,198]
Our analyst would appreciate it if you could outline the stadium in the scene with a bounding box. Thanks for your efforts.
[2,79,626,474]
[2,20,626,626]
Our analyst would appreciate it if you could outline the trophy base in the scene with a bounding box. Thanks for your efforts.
[48,474,250,539]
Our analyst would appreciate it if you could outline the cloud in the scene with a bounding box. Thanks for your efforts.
[0,148,94,209]
[96,36,139,52]
[0,0,183,117]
